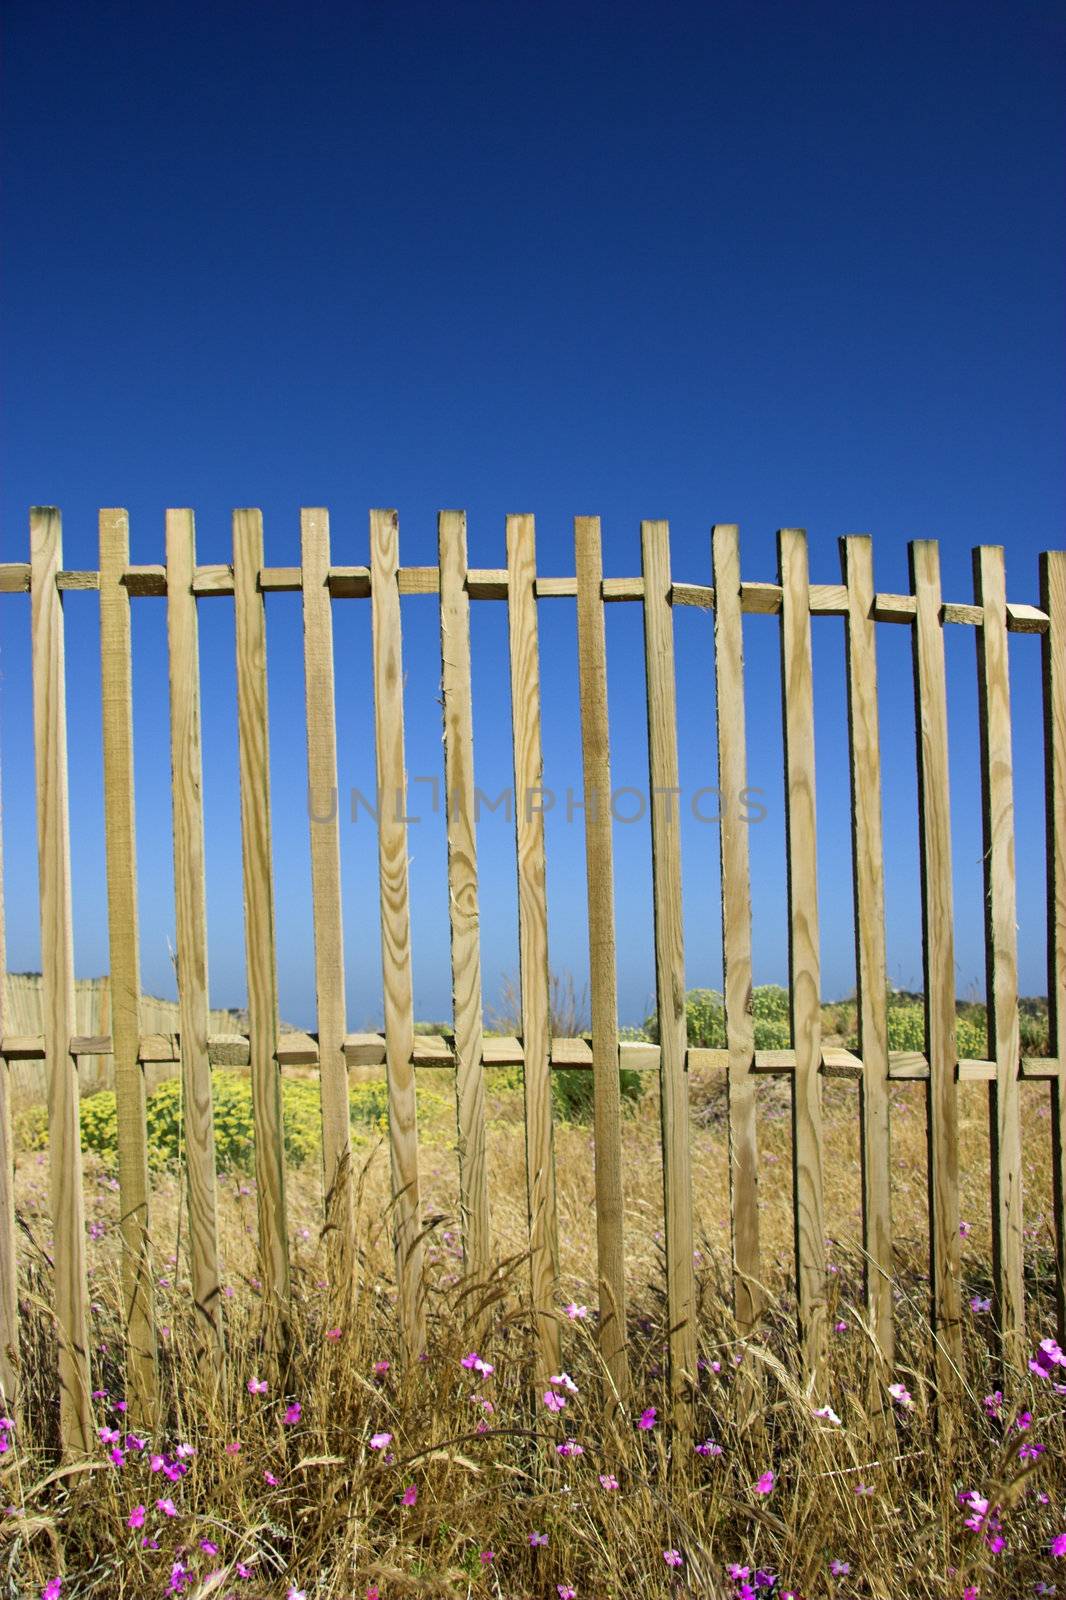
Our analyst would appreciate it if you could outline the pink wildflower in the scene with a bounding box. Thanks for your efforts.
[663,1549,683,1567]
[402,1484,418,1506]
[557,1587,576,1600]
[887,1382,913,1409]
[127,1506,145,1529]
[41,1582,62,1600]
[556,1438,583,1457]
[247,1377,267,1395]
[283,1402,302,1425]
[1052,1531,1066,1558]
[264,1470,279,1486]
[599,1473,618,1490]
[638,1407,656,1429]
[156,1497,177,1517]
[543,1390,566,1413]
[530,1531,548,1546]
[369,1431,392,1450]
[565,1303,588,1319]
[754,1470,774,1495]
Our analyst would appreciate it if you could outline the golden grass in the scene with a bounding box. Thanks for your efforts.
[5,1071,1065,1598]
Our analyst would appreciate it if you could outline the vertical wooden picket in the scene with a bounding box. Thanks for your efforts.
[1040,551,1066,1345]
[974,546,1024,1370]
[506,513,561,1387]
[909,540,962,1381]
[165,509,223,1359]
[840,535,893,1366]
[641,519,696,1433]
[300,508,356,1292]
[233,509,291,1357]
[370,509,426,1360]
[0,734,18,1413]
[438,511,491,1299]
[574,515,628,1401]
[711,524,762,1339]
[777,528,827,1382]
[99,509,157,1425]
[30,507,92,1454]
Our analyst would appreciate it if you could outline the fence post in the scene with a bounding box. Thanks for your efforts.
[909,540,963,1386]
[574,515,629,1403]
[438,511,491,1310]
[1040,551,1066,1346]
[99,509,158,1426]
[0,699,18,1417]
[974,546,1024,1373]
[641,519,696,1440]
[30,507,92,1454]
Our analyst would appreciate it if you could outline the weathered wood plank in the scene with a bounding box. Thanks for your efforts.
[0,700,19,1414]
[507,514,561,1387]
[909,539,963,1380]
[233,510,291,1357]
[300,509,356,1292]
[778,528,827,1382]
[711,525,761,1338]
[165,509,223,1359]
[840,535,893,1366]
[99,509,157,1425]
[574,515,628,1400]
[30,507,91,1453]
[1041,550,1066,1343]
[641,519,696,1432]
[974,546,1025,1369]
[438,511,491,1299]
[370,509,426,1359]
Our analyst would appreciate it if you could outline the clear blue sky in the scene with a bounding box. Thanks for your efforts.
[1,0,1063,1029]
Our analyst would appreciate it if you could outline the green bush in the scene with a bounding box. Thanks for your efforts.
[642,986,792,1051]
[551,1067,644,1123]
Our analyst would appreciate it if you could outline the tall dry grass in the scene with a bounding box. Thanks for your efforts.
[4,1069,1065,1598]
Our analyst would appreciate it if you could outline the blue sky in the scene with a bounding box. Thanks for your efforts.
[1,0,1063,1029]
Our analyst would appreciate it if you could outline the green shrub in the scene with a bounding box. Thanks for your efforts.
[642,986,792,1051]
[551,1067,644,1124]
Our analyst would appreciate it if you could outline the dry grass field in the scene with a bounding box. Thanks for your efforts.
[4,1045,1065,1600]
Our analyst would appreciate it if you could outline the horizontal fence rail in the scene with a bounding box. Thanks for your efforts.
[0,509,1064,1454]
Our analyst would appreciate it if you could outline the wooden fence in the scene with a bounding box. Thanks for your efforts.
[0,508,1063,1454]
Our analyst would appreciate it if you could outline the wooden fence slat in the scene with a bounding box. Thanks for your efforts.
[438,511,491,1301]
[974,546,1024,1370]
[574,515,628,1400]
[1040,551,1066,1343]
[506,513,561,1387]
[0,696,18,1413]
[370,509,426,1360]
[840,535,893,1366]
[909,539,963,1380]
[99,509,157,1425]
[778,528,827,1382]
[30,507,92,1453]
[300,509,356,1293]
[712,524,762,1339]
[165,509,223,1359]
[641,519,696,1431]
[233,510,291,1357]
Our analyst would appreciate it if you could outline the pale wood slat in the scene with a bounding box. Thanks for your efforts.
[778,528,827,1382]
[909,540,963,1379]
[30,507,92,1453]
[711,524,761,1337]
[974,546,1025,1368]
[438,511,491,1296]
[840,535,893,1366]
[507,514,561,1387]
[166,512,223,1357]
[233,510,291,1356]
[300,509,355,1291]
[370,509,426,1359]
[1041,550,1066,1343]
[641,519,696,1431]
[574,516,628,1400]
[99,510,157,1425]
[0,695,18,1413]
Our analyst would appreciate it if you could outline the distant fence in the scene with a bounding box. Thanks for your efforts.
[0,508,1063,1454]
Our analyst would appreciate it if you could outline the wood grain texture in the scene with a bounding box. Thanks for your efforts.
[574,516,628,1400]
[370,510,426,1360]
[974,546,1025,1369]
[909,540,963,1381]
[777,529,827,1382]
[300,509,356,1294]
[438,512,491,1303]
[99,510,158,1426]
[839,536,893,1366]
[1040,551,1066,1344]
[506,514,561,1388]
[0,702,18,1413]
[711,525,762,1337]
[641,520,696,1431]
[165,510,223,1359]
[233,510,291,1358]
[30,507,92,1453]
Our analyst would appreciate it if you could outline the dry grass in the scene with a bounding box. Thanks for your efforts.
[4,1069,1065,1598]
